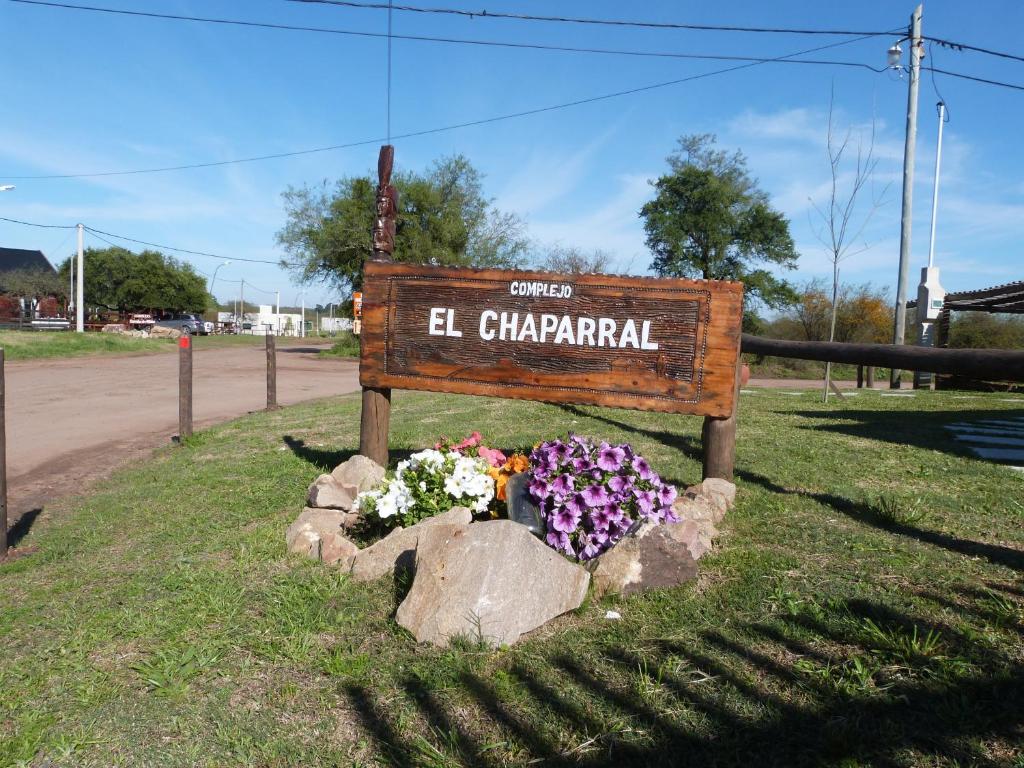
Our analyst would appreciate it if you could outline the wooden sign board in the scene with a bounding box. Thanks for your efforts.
[359,262,743,417]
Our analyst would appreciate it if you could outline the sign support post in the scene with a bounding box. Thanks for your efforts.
[358,145,397,467]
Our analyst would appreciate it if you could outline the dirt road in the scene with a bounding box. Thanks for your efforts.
[6,343,360,527]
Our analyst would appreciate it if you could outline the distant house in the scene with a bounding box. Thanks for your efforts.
[0,247,65,323]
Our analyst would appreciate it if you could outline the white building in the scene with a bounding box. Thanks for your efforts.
[218,305,305,336]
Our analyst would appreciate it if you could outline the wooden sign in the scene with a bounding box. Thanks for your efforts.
[359,262,743,417]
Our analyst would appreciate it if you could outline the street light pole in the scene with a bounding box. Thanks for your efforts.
[209,260,231,300]
[890,4,923,388]
[76,223,85,333]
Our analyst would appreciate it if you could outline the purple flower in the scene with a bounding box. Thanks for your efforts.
[552,441,573,463]
[591,504,615,531]
[571,457,594,474]
[657,484,678,506]
[581,484,610,508]
[608,474,633,494]
[662,505,680,524]
[552,506,581,534]
[564,493,587,516]
[529,477,551,500]
[632,456,656,482]
[634,489,657,516]
[596,442,626,472]
[546,530,574,556]
[580,535,603,560]
[550,473,575,497]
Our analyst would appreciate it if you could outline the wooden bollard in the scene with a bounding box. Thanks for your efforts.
[0,348,7,557]
[857,365,864,388]
[266,332,278,410]
[178,334,193,440]
[359,387,391,467]
[702,356,742,481]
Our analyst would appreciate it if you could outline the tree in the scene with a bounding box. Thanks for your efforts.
[809,93,889,399]
[277,155,530,294]
[537,246,613,274]
[640,134,799,309]
[949,313,1024,349]
[57,247,209,315]
[786,280,891,343]
[0,268,65,299]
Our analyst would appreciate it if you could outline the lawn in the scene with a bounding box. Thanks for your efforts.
[0,389,1021,766]
[0,331,328,361]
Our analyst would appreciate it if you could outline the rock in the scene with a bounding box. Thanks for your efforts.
[101,323,126,334]
[307,474,359,511]
[150,324,182,339]
[665,519,711,560]
[699,478,736,512]
[331,455,385,494]
[396,520,590,647]
[681,485,728,525]
[286,507,360,565]
[348,506,473,582]
[588,519,698,599]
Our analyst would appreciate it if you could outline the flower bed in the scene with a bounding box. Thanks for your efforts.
[357,431,678,561]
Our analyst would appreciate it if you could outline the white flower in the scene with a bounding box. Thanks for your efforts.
[410,448,445,469]
[418,481,427,491]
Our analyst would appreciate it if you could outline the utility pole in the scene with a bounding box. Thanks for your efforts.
[68,251,75,321]
[240,279,245,335]
[890,4,923,388]
[914,100,947,390]
[275,290,281,334]
[300,291,306,338]
[76,223,85,333]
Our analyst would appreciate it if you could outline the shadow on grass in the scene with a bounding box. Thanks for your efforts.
[791,407,1024,465]
[6,507,42,548]
[342,593,1024,766]
[557,404,1023,574]
[282,436,413,473]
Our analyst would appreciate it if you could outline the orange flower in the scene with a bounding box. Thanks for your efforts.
[495,472,509,501]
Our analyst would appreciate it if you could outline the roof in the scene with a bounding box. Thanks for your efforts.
[945,280,1024,315]
[0,247,56,275]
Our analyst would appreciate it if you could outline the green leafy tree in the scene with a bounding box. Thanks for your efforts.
[276,155,529,293]
[57,247,209,314]
[640,134,799,309]
[949,313,1024,349]
[0,268,65,299]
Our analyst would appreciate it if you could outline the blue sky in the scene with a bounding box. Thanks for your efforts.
[2,0,1022,309]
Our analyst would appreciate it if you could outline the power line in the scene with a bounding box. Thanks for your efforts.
[290,0,898,36]
[7,1,887,70]
[927,36,1024,66]
[3,36,883,180]
[0,215,75,229]
[84,226,295,265]
[922,66,1024,92]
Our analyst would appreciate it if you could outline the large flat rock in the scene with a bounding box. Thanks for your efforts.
[396,520,590,647]
[588,519,698,598]
[348,506,472,582]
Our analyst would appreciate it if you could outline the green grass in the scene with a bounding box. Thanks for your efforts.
[0,331,329,361]
[319,331,361,358]
[1,389,1022,766]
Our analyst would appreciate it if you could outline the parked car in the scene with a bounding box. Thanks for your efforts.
[154,314,207,335]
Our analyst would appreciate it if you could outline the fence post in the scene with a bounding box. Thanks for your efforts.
[0,348,7,558]
[358,144,396,467]
[857,365,864,388]
[266,332,278,410]
[866,366,875,388]
[702,356,742,481]
[178,334,193,440]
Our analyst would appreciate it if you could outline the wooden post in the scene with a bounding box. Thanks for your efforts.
[266,332,278,410]
[358,144,396,466]
[178,334,193,440]
[0,349,7,558]
[866,365,875,388]
[857,364,864,388]
[702,356,742,481]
